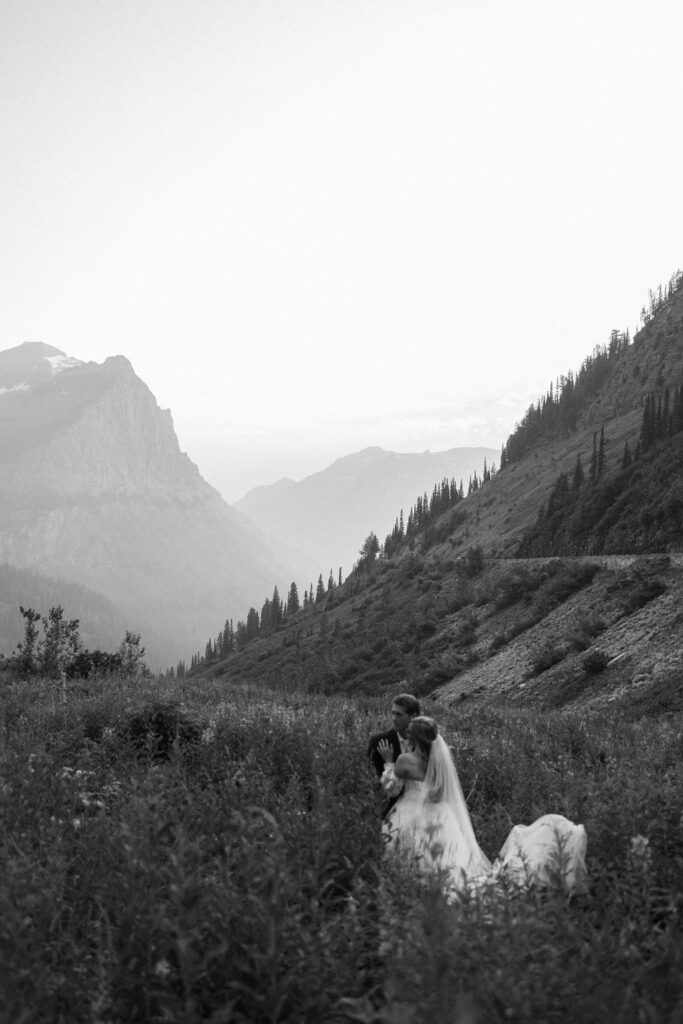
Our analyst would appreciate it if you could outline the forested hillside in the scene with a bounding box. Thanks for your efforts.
[188,274,683,713]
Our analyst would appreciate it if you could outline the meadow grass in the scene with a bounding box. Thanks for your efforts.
[0,674,681,1023]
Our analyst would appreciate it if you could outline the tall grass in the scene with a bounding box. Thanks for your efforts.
[0,674,681,1022]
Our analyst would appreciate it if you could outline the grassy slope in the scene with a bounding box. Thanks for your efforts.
[199,286,683,712]
[1,674,681,1023]
[206,550,683,718]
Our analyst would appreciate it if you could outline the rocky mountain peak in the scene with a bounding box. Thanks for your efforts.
[0,340,297,666]
[0,341,84,393]
[0,343,196,500]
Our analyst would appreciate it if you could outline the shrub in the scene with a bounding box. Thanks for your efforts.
[569,608,606,652]
[488,632,507,654]
[583,649,610,674]
[463,545,485,577]
[621,575,667,614]
[531,641,566,676]
[119,699,201,760]
[415,618,437,639]
[492,567,538,609]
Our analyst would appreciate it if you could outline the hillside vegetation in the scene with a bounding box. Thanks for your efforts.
[2,275,683,1022]
[193,274,683,714]
[1,674,681,1023]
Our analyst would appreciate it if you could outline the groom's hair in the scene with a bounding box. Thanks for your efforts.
[393,692,420,716]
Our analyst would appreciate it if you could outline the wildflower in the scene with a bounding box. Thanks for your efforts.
[78,792,105,811]
[628,834,652,872]
[73,818,82,829]
[102,780,122,801]
[629,834,649,857]
[154,958,171,978]
[346,895,359,917]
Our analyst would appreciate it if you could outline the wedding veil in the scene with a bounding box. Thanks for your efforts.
[423,733,492,875]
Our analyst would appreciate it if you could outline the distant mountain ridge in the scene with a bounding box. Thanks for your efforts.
[195,272,683,716]
[235,444,499,580]
[0,342,298,666]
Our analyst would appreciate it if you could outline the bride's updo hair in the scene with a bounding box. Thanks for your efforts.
[408,716,439,760]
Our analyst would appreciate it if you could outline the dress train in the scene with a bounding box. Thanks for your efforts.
[381,760,587,895]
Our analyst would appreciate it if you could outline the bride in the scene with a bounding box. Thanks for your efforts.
[378,716,586,895]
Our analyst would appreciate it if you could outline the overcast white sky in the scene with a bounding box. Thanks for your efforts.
[2,0,682,501]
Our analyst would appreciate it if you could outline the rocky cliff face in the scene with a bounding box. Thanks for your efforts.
[1,348,203,499]
[0,343,295,666]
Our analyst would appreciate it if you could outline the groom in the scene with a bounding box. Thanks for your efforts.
[368,690,420,813]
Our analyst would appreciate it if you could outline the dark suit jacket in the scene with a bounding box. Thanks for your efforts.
[368,727,403,816]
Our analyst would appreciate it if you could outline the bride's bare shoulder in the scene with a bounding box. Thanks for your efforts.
[395,751,426,780]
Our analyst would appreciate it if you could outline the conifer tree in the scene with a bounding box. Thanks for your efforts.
[663,388,671,438]
[359,532,380,566]
[621,441,632,470]
[118,631,147,678]
[640,394,656,450]
[246,607,260,640]
[287,581,300,615]
[222,618,234,654]
[589,431,598,482]
[675,385,683,434]
[316,574,326,604]
[271,586,282,626]
[596,426,606,478]
[572,453,585,493]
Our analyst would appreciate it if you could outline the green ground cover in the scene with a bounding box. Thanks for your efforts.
[1,675,681,1023]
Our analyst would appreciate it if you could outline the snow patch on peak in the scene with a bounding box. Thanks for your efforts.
[46,354,84,374]
[0,382,30,397]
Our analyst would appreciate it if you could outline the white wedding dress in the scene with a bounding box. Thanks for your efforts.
[381,737,587,896]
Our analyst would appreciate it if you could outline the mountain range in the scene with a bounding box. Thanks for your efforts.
[0,342,496,667]
[234,444,498,582]
[0,342,297,666]
[194,272,683,715]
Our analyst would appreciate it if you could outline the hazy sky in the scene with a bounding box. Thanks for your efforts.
[2,1,682,501]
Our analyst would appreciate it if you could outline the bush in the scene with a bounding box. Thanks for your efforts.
[530,641,566,676]
[492,566,538,609]
[463,545,485,577]
[415,618,437,639]
[583,649,610,674]
[621,575,667,614]
[119,699,202,760]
